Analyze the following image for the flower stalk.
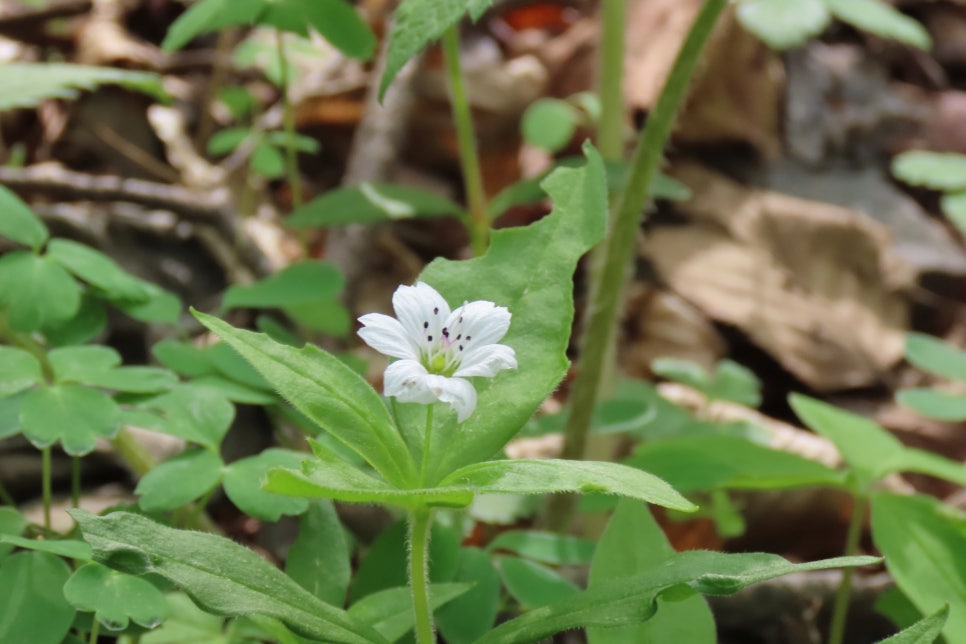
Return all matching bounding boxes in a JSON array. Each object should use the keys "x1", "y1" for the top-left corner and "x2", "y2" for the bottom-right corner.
[
  {"x1": 409, "y1": 509, "x2": 435, "y2": 644},
  {"x1": 828, "y1": 494, "x2": 866, "y2": 644}
]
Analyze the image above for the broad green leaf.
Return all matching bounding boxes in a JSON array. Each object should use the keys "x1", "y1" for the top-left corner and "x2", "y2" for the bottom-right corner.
[
  {"x1": 475, "y1": 552, "x2": 879, "y2": 644},
  {"x1": 626, "y1": 435, "x2": 846, "y2": 492},
  {"x1": 42, "y1": 294, "x2": 107, "y2": 346},
  {"x1": 162, "y1": 0, "x2": 376, "y2": 60},
  {"x1": 0, "y1": 508, "x2": 27, "y2": 559},
  {"x1": 223, "y1": 449, "x2": 309, "y2": 521},
  {"x1": 380, "y1": 0, "x2": 493, "y2": 98},
  {"x1": 789, "y1": 394, "x2": 901, "y2": 488},
  {"x1": 905, "y1": 333, "x2": 966, "y2": 382},
  {"x1": 138, "y1": 592, "x2": 225, "y2": 644},
  {"x1": 0, "y1": 63, "x2": 166, "y2": 111},
  {"x1": 889, "y1": 447, "x2": 966, "y2": 487},
  {"x1": 285, "y1": 500, "x2": 350, "y2": 606},
  {"x1": 251, "y1": 141, "x2": 285, "y2": 179},
  {"x1": 222, "y1": 261, "x2": 344, "y2": 309},
  {"x1": 70, "y1": 510, "x2": 389, "y2": 644},
  {"x1": 825, "y1": 0, "x2": 931, "y2": 49},
  {"x1": 135, "y1": 448, "x2": 224, "y2": 512},
  {"x1": 877, "y1": 588, "x2": 925, "y2": 634},
  {"x1": 115, "y1": 281, "x2": 182, "y2": 323},
  {"x1": 83, "y1": 367, "x2": 179, "y2": 394},
  {"x1": 872, "y1": 493, "x2": 966, "y2": 644},
  {"x1": 141, "y1": 385, "x2": 234, "y2": 450},
  {"x1": 521, "y1": 98, "x2": 578, "y2": 152},
  {"x1": 898, "y1": 388, "x2": 966, "y2": 422},
  {"x1": 736, "y1": 0, "x2": 830, "y2": 49},
  {"x1": 0, "y1": 251, "x2": 81, "y2": 331},
  {"x1": 420, "y1": 144, "x2": 608, "y2": 477},
  {"x1": 20, "y1": 384, "x2": 120, "y2": 455},
  {"x1": 878, "y1": 604, "x2": 948, "y2": 644},
  {"x1": 207, "y1": 127, "x2": 251, "y2": 156},
  {"x1": 892, "y1": 151, "x2": 966, "y2": 191},
  {"x1": 48, "y1": 345, "x2": 121, "y2": 383},
  {"x1": 0, "y1": 535, "x2": 92, "y2": 560},
  {"x1": 347, "y1": 583, "x2": 471, "y2": 642},
  {"x1": 589, "y1": 500, "x2": 715, "y2": 644},
  {"x1": 287, "y1": 183, "x2": 463, "y2": 227},
  {"x1": 941, "y1": 191, "x2": 966, "y2": 234},
  {"x1": 498, "y1": 557, "x2": 578, "y2": 609},
  {"x1": 437, "y1": 459, "x2": 697, "y2": 512},
  {"x1": 193, "y1": 310, "x2": 417, "y2": 486},
  {"x1": 0, "y1": 346, "x2": 43, "y2": 397},
  {"x1": 63, "y1": 562, "x2": 169, "y2": 631},
  {"x1": 265, "y1": 131, "x2": 320, "y2": 153},
  {"x1": 209, "y1": 341, "x2": 272, "y2": 391},
  {"x1": 0, "y1": 551, "x2": 75, "y2": 644},
  {"x1": 708, "y1": 360, "x2": 762, "y2": 407},
  {"x1": 46, "y1": 239, "x2": 151, "y2": 302},
  {"x1": 284, "y1": 298, "x2": 351, "y2": 336},
  {"x1": 151, "y1": 340, "x2": 217, "y2": 378},
  {"x1": 437, "y1": 548, "x2": 500, "y2": 644},
  {"x1": 350, "y1": 519, "x2": 461, "y2": 602},
  {"x1": 651, "y1": 357, "x2": 708, "y2": 391},
  {"x1": 486, "y1": 530, "x2": 595, "y2": 566},
  {"x1": 189, "y1": 375, "x2": 278, "y2": 405},
  {"x1": 0, "y1": 392, "x2": 23, "y2": 440},
  {"x1": 0, "y1": 185, "x2": 47, "y2": 249}
]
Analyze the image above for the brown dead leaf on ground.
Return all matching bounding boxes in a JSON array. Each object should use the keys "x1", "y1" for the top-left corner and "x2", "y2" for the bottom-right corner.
[{"x1": 643, "y1": 163, "x2": 912, "y2": 391}]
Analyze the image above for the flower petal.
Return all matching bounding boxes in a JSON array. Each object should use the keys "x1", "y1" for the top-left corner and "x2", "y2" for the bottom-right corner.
[
  {"x1": 393, "y1": 282, "x2": 450, "y2": 349},
  {"x1": 445, "y1": 300, "x2": 511, "y2": 353},
  {"x1": 424, "y1": 375, "x2": 477, "y2": 422},
  {"x1": 384, "y1": 359, "x2": 437, "y2": 404},
  {"x1": 454, "y1": 343, "x2": 517, "y2": 378},
  {"x1": 358, "y1": 313, "x2": 419, "y2": 360}
]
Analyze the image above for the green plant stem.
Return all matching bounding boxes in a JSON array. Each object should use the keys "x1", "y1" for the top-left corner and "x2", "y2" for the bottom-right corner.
[
  {"x1": 547, "y1": 0, "x2": 726, "y2": 532},
  {"x1": 828, "y1": 495, "x2": 866, "y2": 644},
  {"x1": 597, "y1": 0, "x2": 626, "y2": 163},
  {"x1": 442, "y1": 25, "x2": 489, "y2": 256},
  {"x1": 0, "y1": 479, "x2": 14, "y2": 507},
  {"x1": 88, "y1": 619, "x2": 100, "y2": 644},
  {"x1": 408, "y1": 509, "x2": 435, "y2": 644},
  {"x1": 71, "y1": 456, "x2": 81, "y2": 508},
  {"x1": 419, "y1": 404, "x2": 435, "y2": 486},
  {"x1": 276, "y1": 30, "x2": 303, "y2": 210},
  {"x1": 184, "y1": 484, "x2": 218, "y2": 531},
  {"x1": 41, "y1": 446, "x2": 52, "y2": 530}
]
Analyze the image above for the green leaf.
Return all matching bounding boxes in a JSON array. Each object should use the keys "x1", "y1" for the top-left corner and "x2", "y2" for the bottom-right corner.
[
  {"x1": 223, "y1": 261, "x2": 344, "y2": 309},
  {"x1": 905, "y1": 333, "x2": 966, "y2": 382},
  {"x1": 941, "y1": 191, "x2": 966, "y2": 234},
  {"x1": 437, "y1": 459, "x2": 697, "y2": 512},
  {"x1": 626, "y1": 435, "x2": 846, "y2": 493},
  {"x1": 898, "y1": 388, "x2": 966, "y2": 422},
  {"x1": 498, "y1": 557, "x2": 578, "y2": 609},
  {"x1": 142, "y1": 385, "x2": 234, "y2": 451},
  {"x1": 151, "y1": 340, "x2": 217, "y2": 378},
  {"x1": 589, "y1": 500, "x2": 715, "y2": 644},
  {"x1": 0, "y1": 392, "x2": 23, "y2": 440},
  {"x1": 877, "y1": 587, "x2": 925, "y2": 634},
  {"x1": 189, "y1": 375, "x2": 278, "y2": 405},
  {"x1": 892, "y1": 151, "x2": 966, "y2": 191},
  {"x1": 0, "y1": 251, "x2": 81, "y2": 332},
  {"x1": 878, "y1": 604, "x2": 948, "y2": 644},
  {"x1": 115, "y1": 281, "x2": 182, "y2": 323},
  {"x1": 48, "y1": 345, "x2": 121, "y2": 383},
  {"x1": 475, "y1": 552, "x2": 879, "y2": 644},
  {"x1": 284, "y1": 298, "x2": 351, "y2": 336},
  {"x1": 0, "y1": 346, "x2": 43, "y2": 397},
  {"x1": 207, "y1": 127, "x2": 252, "y2": 156},
  {"x1": 20, "y1": 385, "x2": 120, "y2": 456},
  {"x1": 872, "y1": 493, "x2": 966, "y2": 644},
  {"x1": 0, "y1": 63, "x2": 166, "y2": 111},
  {"x1": 736, "y1": 0, "x2": 830, "y2": 49},
  {"x1": 136, "y1": 592, "x2": 225, "y2": 643},
  {"x1": 486, "y1": 530, "x2": 595, "y2": 565},
  {"x1": 285, "y1": 500, "x2": 351, "y2": 606},
  {"x1": 0, "y1": 508, "x2": 27, "y2": 559},
  {"x1": 83, "y1": 367, "x2": 179, "y2": 394},
  {"x1": 0, "y1": 535, "x2": 92, "y2": 560},
  {"x1": 287, "y1": 183, "x2": 464, "y2": 227},
  {"x1": 0, "y1": 185, "x2": 48, "y2": 249},
  {"x1": 521, "y1": 98, "x2": 579, "y2": 152},
  {"x1": 708, "y1": 360, "x2": 762, "y2": 407},
  {"x1": 46, "y1": 239, "x2": 151, "y2": 302},
  {"x1": 70, "y1": 510, "x2": 389, "y2": 643},
  {"x1": 251, "y1": 141, "x2": 285, "y2": 179},
  {"x1": 135, "y1": 448, "x2": 224, "y2": 512},
  {"x1": 380, "y1": 0, "x2": 493, "y2": 98},
  {"x1": 209, "y1": 342, "x2": 272, "y2": 391},
  {"x1": 0, "y1": 551, "x2": 75, "y2": 644},
  {"x1": 162, "y1": 0, "x2": 376, "y2": 60},
  {"x1": 789, "y1": 394, "x2": 901, "y2": 488},
  {"x1": 193, "y1": 310, "x2": 417, "y2": 486},
  {"x1": 825, "y1": 0, "x2": 931, "y2": 49},
  {"x1": 63, "y1": 562, "x2": 169, "y2": 631},
  {"x1": 420, "y1": 144, "x2": 608, "y2": 477},
  {"x1": 348, "y1": 583, "x2": 471, "y2": 641},
  {"x1": 436, "y1": 548, "x2": 501, "y2": 644},
  {"x1": 223, "y1": 449, "x2": 309, "y2": 521},
  {"x1": 42, "y1": 294, "x2": 107, "y2": 346}
]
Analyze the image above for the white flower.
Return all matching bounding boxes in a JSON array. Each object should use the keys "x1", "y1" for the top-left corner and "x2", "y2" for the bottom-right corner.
[{"x1": 358, "y1": 282, "x2": 517, "y2": 422}]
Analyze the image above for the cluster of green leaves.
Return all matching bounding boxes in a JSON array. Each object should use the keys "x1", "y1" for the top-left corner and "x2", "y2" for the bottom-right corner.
[
  {"x1": 736, "y1": 0, "x2": 931, "y2": 51},
  {"x1": 892, "y1": 151, "x2": 966, "y2": 235}
]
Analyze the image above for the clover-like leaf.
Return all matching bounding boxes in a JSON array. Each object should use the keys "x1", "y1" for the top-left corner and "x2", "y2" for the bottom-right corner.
[
  {"x1": 20, "y1": 384, "x2": 120, "y2": 456},
  {"x1": 63, "y1": 563, "x2": 169, "y2": 631}
]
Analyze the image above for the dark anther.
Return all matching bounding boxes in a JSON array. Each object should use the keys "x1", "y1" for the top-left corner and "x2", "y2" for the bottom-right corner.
[
  {"x1": 427, "y1": 335, "x2": 433, "y2": 341},
  {"x1": 434, "y1": 307, "x2": 439, "y2": 315},
  {"x1": 456, "y1": 334, "x2": 462, "y2": 340},
  {"x1": 466, "y1": 335, "x2": 472, "y2": 341},
  {"x1": 459, "y1": 344, "x2": 464, "y2": 351},
  {"x1": 442, "y1": 328, "x2": 450, "y2": 338},
  {"x1": 423, "y1": 321, "x2": 429, "y2": 329}
]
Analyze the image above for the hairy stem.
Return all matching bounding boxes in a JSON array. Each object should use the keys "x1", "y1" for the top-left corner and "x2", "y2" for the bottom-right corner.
[
  {"x1": 420, "y1": 404, "x2": 435, "y2": 486},
  {"x1": 409, "y1": 509, "x2": 435, "y2": 644},
  {"x1": 276, "y1": 30, "x2": 303, "y2": 210},
  {"x1": 442, "y1": 25, "x2": 489, "y2": 256},
  {"x1": 547, "y1": 0, "x2": 726, "y2": 531},
  {"x1": 828, "y1": 495, "x2": 866, "y2": 644},
  {"x1": 597, "y1": 0, "x2": 627, "y2": 163}
]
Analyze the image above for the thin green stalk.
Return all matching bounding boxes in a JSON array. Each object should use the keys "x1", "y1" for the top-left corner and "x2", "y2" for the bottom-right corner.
[
  {"x1": 828, "y1": 495, "x2": 866, "y2": 644},
  {"x1": 71, "y1": 457, "x2": 81, "y2": 508},
  {"x1": 597, "y1": 0, "x2": 627, "y2": 163},
  {"x1": 88, "y1": 619, "x2": 100, "y2": 644},
  {"x1": 442, "y1": 26, "x2": 489, "y2": 256},
  {"x1": 419, "y1": 404, "x2": 435, "y2": 486},
  {"x1": 0, "y1": 479, "x2": 14, "y2": 506},
  {"x1": 183, "y1": 484, "x2": 218, "y2": 531},
  {"x1": 408, "y1": 509, "x2": 435, "y2": 644},
  {"x1": 547, "y1": 0, "x2": 726, "y2": 531},
  {"x1": 41, "y1": 446, "x2": 52, "y2": 530},
  {"x1": 276, "y1": 30, "x2": 303, "y2": 210}
]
